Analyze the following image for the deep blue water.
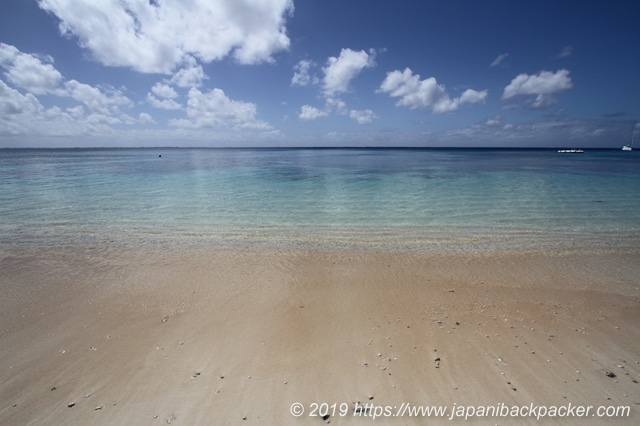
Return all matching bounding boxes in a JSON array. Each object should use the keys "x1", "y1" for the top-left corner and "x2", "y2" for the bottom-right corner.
[{"x1": 1, "y1": 148, "x2": 639, "y2": 249}]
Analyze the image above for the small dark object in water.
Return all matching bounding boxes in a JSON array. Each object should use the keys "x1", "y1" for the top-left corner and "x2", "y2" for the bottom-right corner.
[{"x1": 158, "y1": 155, "x2": 162, "y2": 157}]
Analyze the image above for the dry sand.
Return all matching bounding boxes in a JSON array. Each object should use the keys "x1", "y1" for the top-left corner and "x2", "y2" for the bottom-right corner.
[{"x1": 1, "y1": 245, "x2": 639, "y2": 425}]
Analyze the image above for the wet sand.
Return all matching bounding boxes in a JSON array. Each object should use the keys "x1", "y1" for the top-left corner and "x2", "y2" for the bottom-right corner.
[{"x1": 1, "y1": 245, "x2": 639, "y2": 425}]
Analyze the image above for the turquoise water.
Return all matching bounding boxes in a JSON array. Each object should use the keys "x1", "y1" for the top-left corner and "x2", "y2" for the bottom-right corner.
[{"x1": 1, "y1": 148, "x2": 639, "y2": 250}]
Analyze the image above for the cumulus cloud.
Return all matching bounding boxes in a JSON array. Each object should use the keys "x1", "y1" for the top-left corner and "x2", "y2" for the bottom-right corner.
[
  {"x1": 0, "y1": 43, "x2": 63, "y2": 95},
  {"x1": 147, "y1": 82, "x2": 181, "y2": 110},
  {"x1": 0, "y1": 43, "x2": 133, "y2": 120},
  {"x1": 139, "y1": 112, "x2": 155, "y2": 125},
  {"x1": 378, "y1": 68, "x2": 487, "y2": 113},
  {"x1": 458, "y1": 89, "x2": 489, "y2": 105},
  {"x1": 0, "y1": 79, "x2": 60, "y2": 137},
  {"x1": 322, "y1": 48, "x2": 375, "y2": 96},
  {"x1": 326, "y1": 98, "x2": 377, "y2": 124},
  {"x1": 349, "y1": 109, "x2": 377, "y2": 125},
  {"x1": 292, "y1": 49, "x2": 376, "y2": 94},
  {"x1": 0, "y1": 43, "x2": 139, "y2": 139},
  {"x1": 483, "y1": 115, "x2": 504, "y2": 127},
  {"x1": 298, "y1": 105, "x2": 328, "y2": 121},
  {"x1": 151, "y1": 82, "x2": 178, "y2": 100},
  {"x1": 298, "y1": 99, "x2": 377, "y2": 125},
  {"x1": 0, "y1": 78, "x2": 135, "y2": 139},
  {"x1": 147, "y1": 94, "x2": 181, "y2": 110},
  {"x1": 64, "y1": 80, "x2": 132, "y2": 115},
  {"x1": 0, "y1": 79, "x2": 42, "y2": 119},
  {"x1": 325, "y1": 98, "x2": 347, "y2": 115},
  {"x1": 37, "y1": 0, "x2": 294, "y2": 74},
  {"x1": 293, "y1": 49, "x2": 379, "y2": 124},
  {"x1": 291, "y1": 59, "x2": 315, "y2": 87},
  {"x1": 169, "y1": 56, "x2": 207, "y2": 88},
  {"x1": 502, "y1": 69, "x2": 572, "y2": 108},
  {"x1": 171, "y1": 87, "x2": 270, "y2": 129}
]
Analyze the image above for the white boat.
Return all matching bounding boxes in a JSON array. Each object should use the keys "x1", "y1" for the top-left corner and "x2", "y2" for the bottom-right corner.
[
  {"x1": 557, "y1": 149, "x2": 584, "y2": 153},
  {"x1": 623, "y1": 121, "x2": 636, "y2": 151}
]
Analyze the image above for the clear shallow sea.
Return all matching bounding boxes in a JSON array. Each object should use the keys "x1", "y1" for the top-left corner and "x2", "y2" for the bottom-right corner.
[{"x1": 1, "y1": 148, "x2": 639, "y2": 251}]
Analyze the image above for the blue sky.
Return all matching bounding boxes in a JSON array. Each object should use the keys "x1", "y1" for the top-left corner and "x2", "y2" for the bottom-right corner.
[{"x1": 0, "y1": 0, "x2": 638, "y2": 148}]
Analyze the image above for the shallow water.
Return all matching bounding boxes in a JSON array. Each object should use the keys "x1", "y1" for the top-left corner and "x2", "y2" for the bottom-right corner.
[{"x1": 1, "y1": 148, "x2": 639, "y2": 250}]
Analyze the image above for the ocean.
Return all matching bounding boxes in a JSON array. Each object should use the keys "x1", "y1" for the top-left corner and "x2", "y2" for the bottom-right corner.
[{"x1": 1, "y1": 148, "x2": 639, "y2": 251}]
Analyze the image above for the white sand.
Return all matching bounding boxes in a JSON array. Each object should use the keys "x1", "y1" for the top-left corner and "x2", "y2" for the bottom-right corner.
[{"x1": 1, "y1": 246, "x2": 639, "y2": 425}]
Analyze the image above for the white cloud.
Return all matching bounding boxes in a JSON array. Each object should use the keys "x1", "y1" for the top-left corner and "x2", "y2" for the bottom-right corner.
[
  {"x1": 483, "y1": 115, "x2": 503, "y2": 126},
  {"x1": 298, "y1": 100, "x2": 377, "y2": 125},
  {"x1": 147, "y1": 82, "x2": 181, "y2": 110},
  {"x1": 139, "y1": 112, "x2": 155, "y2": 125},
  {"x1": 459, "y1": 89, "x2": 488, "y2": 104},
  {"x1": 502, "y1": 69, "x2": 572, "y2": 108},
  {"x1": 503, "y1": 69, "x2": 572, "y2": 97},
  {"x1": 291, "y1": 59, "x2": 315, "y2": 87},
  {"x1": 322, "y1": 48, "x2": 375, "y2": 97},
  {"x1": 169, "y1": 56, "x2": 207, "y2": 88},
  {"x1": 378, "y1": 68, "x2": 487, "y2": 113},
  {"x1": 86, "y1": 112, "x2": 124, "y2": 126},
  {"x1": 151, "y1": 82, "x2": 178, "y2": 99},
  {"x1": 147, "y1": 93, "x2": 182, "y2": 110},
  {"x1": 0, "y1": 43, "x2": 63, "y2": 95},
  {"x1": 0, "y1": 44, "x2": 136, "y2": 137},
  {"x1": 66, "y1": 105, "x2": 84, "y2": 119},
  {"x1": 349, "y1": 109, "x2": 377, "y2": 124},
  {"x1": 37, "y1": 0, "x2": 294, "y2": 74},
  {"x1": 325, "y1": 98, "x2": 347, "y2": 115},
  {"x1": 0, "y1": 44, "x2": 17, "y2": 66},
  {"x1": 490, "y1": 53, "x2": 509, "y2": 68},
  {"x1": 0, "y1": 78, "x2": 134, "y2": 138},
  {"x1": 298, "y1": 105, "x2": 328, "y2": 121},
  {"x1": 0, "y1": 82, "x2": 64, "y2": 137},
  {"x1": 0, "y1": 79, "x2": 42, "y2": 119},
  {"x1": 64, "y1": 79, "x2": 133, "y2": 114},
  {"x1": 172, "y1": 87, "x2": 270, "y2": 129},
  {"x1": 293, "y1": 49, "x2": 377, "y2": 123}
]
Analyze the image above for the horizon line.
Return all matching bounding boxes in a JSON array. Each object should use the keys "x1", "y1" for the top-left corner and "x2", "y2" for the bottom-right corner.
[{"x1": 0, "y1": 146, "x2": 624, "y2": 151}]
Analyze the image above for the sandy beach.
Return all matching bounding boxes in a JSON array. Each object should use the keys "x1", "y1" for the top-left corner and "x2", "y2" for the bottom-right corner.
[{"x1": 1, "y1": 244, "x2": 639, "y2": 425}]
